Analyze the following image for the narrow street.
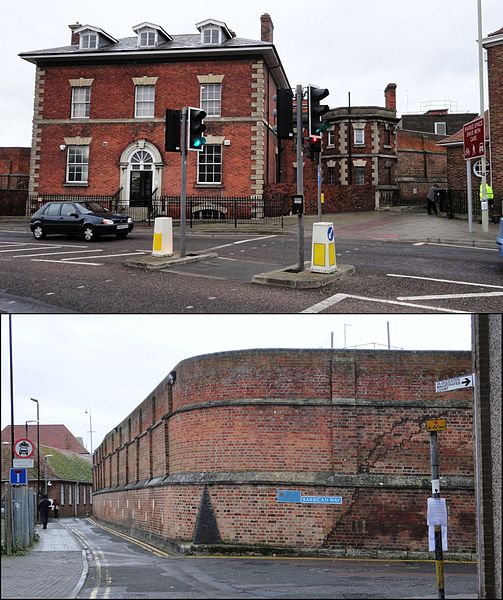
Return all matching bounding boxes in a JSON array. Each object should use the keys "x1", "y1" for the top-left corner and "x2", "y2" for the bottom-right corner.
[{"x1": 54, "y1": 518, "x2": 477, "y2": 599}]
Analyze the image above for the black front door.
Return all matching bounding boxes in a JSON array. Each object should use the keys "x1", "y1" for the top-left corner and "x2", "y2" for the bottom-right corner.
[{"x1": 130, "y1": 171, "x2": 153, "y2": 207}]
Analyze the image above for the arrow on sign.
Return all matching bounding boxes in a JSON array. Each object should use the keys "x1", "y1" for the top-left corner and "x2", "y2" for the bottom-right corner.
[{"x1": 462, "y1": 377, "x2": 472, "y2": 387}]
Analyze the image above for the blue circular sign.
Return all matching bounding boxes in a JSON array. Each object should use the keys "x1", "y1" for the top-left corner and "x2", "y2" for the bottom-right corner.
[{"x1": 327, "y1": 226, "x2": 334, "y2": 242}]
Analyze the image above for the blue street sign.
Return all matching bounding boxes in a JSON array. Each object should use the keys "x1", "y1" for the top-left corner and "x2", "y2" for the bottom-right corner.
[
  {"x1": 327, "y1": 226, "x2": 334, "y2": 242},
  {"x1": 277, "y1": 489, "x2": 302, "y2": 503},
  {"x1": 10, "y1": 467, "x2": 28, "y2": 485},
  {"x1": 277, "y1": 490, "x2": 342, "y2": 504}
]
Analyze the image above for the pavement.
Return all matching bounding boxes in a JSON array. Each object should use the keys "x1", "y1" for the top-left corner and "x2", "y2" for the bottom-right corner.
[
  {"x1": 1, "y1": 520, "x2": 86, "y2": 599},
  {"x1": 0, "y1": 518, "x2": 478, "y2": 599}
]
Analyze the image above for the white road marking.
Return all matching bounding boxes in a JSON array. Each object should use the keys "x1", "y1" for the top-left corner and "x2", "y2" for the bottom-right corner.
[
  {"x1": 0, "y1": 241, "x2": 88, "y2": 248},
  {"x1": 413, "y1": 242, "x2": 426, "y2": 246},
  {"x1": 206, "y1": 234, "x2": 278, "y2": 251},
  {"x1": 0, "y1": 246, "x2": 61, "y2": 253},
  {"x1": 32, "y1": 259, "x2": 103, "y2": 266},
  {"x1": 424, "y1": 242, "x2": 497, "y2": 251},
  {"x1": 64, "y1": 250, "x2": 147, "y2": 261},
  {"x1": 13, "y1": 249, "x2": 104, "y2": 258},
  {"x1": 302, "y1": 293, "x2": 468, "y2": 314},
  {"x1": 387, "y1": 273, "x2": 503, "y2": 289},
  {"x1": 161, "y1": 269, "x2": 226, "y2": 280},
  {"x1": 397, "y1": 291, "x2": 503, "y2": 301},
  {"x1": 301, "y1": 293, "x2": 349, "y2": 313}
]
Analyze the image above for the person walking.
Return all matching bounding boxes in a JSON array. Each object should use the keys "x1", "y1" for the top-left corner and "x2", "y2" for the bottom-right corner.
[
  {"x1": 426, "y1": 184, "x2": 439, "y2": 215},
  {"x1": 38, "y1": 494, "x2": 51, "y2": 529}
]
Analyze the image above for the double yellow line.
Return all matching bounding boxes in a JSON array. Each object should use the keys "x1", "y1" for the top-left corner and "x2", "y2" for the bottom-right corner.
[{"x1": 87, "y1": 518, "x2": 174, "y2": 558}]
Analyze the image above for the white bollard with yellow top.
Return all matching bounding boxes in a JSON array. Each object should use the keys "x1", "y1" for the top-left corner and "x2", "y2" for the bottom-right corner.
[
  {"x1": 310, "y1": 222, "x2": 337, "y2": 273},
  {"x1": 152, "y1": 217, "x2": 173, "y2": 257}
]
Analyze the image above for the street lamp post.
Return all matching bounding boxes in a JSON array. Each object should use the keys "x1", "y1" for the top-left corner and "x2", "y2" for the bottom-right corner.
[
  {"x1": 43, "y1": 454, "x2": 53, "y2": 496},
  {"x1": 85, "y1": 407, "x2": 94, "y2": 455},
  {"x1": 30, "y1": 398, "x2": 41, "y2": 501}
]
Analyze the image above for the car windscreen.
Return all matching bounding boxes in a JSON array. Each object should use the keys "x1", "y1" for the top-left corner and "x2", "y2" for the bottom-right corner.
[{"x1": 76, "y1": 202, "x2": 110, "y2": 213}]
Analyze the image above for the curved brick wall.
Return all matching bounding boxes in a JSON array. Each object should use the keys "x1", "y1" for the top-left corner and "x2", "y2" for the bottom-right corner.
[{"x1": 92, "y1": 349, "x2": 475, "y2": 557}]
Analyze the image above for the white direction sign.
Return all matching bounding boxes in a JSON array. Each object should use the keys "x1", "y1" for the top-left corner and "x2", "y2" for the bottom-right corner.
[{"x1": 435, "y1": 374, "x2": 474, "y2": 393}]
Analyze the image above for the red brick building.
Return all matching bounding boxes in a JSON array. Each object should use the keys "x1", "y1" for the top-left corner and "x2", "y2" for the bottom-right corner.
[
  {"x1": 92, "y1": 349, "x2": 475, "y2": 558},
  {"x1": 19, "y1": 15, "x2": 289, "y2": 206}
]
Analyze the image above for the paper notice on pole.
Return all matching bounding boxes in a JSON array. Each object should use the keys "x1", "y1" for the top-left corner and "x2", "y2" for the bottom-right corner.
[
  {"x1": 427, "y1": 497, "x2": 448, "y2": 526},
  {"x1": 428, "y1": 525, "x2": 448, "y2": 551}
]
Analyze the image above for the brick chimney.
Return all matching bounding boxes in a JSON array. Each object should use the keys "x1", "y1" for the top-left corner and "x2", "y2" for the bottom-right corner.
[
  {"x1": 384, "y1": 83, "x2": 397, "y2": 111},
  {"x1": 69, "y1": 22, "x2": 81, "y2": 46},
  {"x1": 260, "y1": 13, "x2": 274, "y2": 43}
]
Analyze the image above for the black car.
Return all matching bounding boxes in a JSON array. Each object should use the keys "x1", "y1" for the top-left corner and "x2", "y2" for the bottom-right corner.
[{"x1": 30, "y1": 201, "x2": 134, "y2": 241}]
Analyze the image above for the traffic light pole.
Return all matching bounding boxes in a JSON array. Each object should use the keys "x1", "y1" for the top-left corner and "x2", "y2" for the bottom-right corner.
[
  {"x1": 296, "y1": 84, "x2": 304, "y2": 272},
  {"x1": 317, "y1": 150, "x2": 322, "y2": 221},
  {"x1": 180, "y1": 107, "x2": 188, "y2": 258}
]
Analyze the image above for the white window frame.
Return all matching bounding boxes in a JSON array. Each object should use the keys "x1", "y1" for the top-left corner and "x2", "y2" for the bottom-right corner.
[
  {"x1": 354, "y1": 128, "x2": 365, "y2": 145},
  {"x1": 202, "y1": 26, "x2": 220, "y2": 45},
  {"x1": 80, "y1": 33, "x2": 98, "y2": 49},
  {"x1": 71, "y1": 87, "x2": 91, "y2": 119},
  {"x1": 327, "y1": 130, "x2": 335, "y2": 147},
  {"x1": 201, "y1": 83, "x2": 222, "y2": 117},
  {"x1": 135, "y1": 85, "x2": 155, "y2": 118},
  {"x1": 66, "y1": 146, "x2": 89, "y2": 184},
  {"x1": 60, "y1": 484, "x2": 65, "y2": 506},
  {"x1": 76, "y1": 484, "x2": 80, "y2": 506},
  {"x1": 473, "y1": 158, "x2": 490, "y2": 178},
  {"x1": 68, "y1": 484, "x2": 73, "y2": 505},
  {"x1": 138, "y1": 29, "x2": 157, "y2": 48},
  {"x1": 197, "y1": 144, "x2": 222, "y2": 184},
  {"x1": 434, "y1": 121, "x2": 447, "y2": 135},
  {"x1": 354, "y1": 166, "x2": 366, "y2": 185}
]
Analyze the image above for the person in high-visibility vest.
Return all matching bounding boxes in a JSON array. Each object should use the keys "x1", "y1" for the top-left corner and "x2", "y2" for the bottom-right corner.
[{"x1": 479, "y1": 183, "x2": 494, "y2": 201}]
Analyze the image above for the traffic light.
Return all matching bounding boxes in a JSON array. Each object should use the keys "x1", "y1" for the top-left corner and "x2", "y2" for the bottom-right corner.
[
  {"x1": 273, "y1": 88, "x2": 293, "y2": 139},
  {"x1": 308, "y1": 135, "x2": 321, "y2": 161},
  {"x1": 187, "y1": 107, "x2": 207, "y2": 151},
  {"x1": 165, "y1": 109, "x2": 181, "y2": 152},
  {"x1": 308, "y1": 85, "x2": 329, "y2": 138}
]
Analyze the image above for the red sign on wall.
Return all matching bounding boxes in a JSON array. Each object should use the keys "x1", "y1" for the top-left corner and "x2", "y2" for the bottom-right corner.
[{"x1": 463, "y1": 117, "x2": 485, "y2": 160}]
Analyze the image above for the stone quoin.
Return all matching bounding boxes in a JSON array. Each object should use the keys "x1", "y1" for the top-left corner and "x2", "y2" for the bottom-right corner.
[{"x1": 92, "y1": 349, "x2": 475, "y2": 558}]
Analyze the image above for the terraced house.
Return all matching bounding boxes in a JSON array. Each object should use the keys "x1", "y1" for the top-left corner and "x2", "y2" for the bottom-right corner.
[{"x1": 19, "y1": 14, "x2": 290, "y2": 212}]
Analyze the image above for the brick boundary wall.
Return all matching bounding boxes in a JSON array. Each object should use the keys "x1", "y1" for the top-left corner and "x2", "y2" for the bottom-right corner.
[{"x1": 92, "y1": 349, "x2": 475, "y2": 559}]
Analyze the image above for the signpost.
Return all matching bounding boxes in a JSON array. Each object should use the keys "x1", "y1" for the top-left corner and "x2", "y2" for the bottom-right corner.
[
  {"x1": 14, "y1": 438, "x2": 35, "y2": 459},
  {"x1": 435, "y1": 374, "x2": 474, "y2": 394},
  {"x1": 9, "y1": 468, "x2": 28, "y2": 486},
  {"x1": 463, "y1": 117, "x2": 485, "y2": 160}
]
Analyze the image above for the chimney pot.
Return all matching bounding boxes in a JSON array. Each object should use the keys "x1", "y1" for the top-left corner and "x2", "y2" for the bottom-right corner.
[{"x1": 260, "y1": 13, "x2": 274, "y2": 43}]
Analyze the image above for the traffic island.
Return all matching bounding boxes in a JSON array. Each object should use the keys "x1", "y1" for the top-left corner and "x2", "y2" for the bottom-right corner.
[
  {"x1": 125, "y1": 252, "x2": 218, "y2": 271},
  {"x1": 251, "y1": 262, "x2": 355, "y2": 289}
]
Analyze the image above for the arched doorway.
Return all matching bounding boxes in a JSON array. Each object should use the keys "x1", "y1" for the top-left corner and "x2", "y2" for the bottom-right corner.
[{"x1": 119, "y1": 141, "x2": 163, "y2": 206}]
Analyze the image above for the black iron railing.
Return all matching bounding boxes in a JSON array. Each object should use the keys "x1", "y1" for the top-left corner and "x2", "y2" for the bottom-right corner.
[{"x1": 0, "y1": 191, "x2": 290, "y2": 227}]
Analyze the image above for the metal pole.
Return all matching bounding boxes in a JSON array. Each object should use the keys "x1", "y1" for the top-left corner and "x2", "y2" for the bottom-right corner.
[
  {"x1": 330, "y1": 331, "x2": 334, "y2": 349},
  {"x1": 477, "y1": 0, "x2": 488, "y2": 233},
  {"x1": 296, "y1": 84, "x2": 304, "y2": 271},
  {"x1": 430, "y1": 431, "x2": 445, "y2": 599},
  {"x1": 180, "y1": 107, "x2": 188, "y2": 257},
  {"x1": 387, "y1": 321, "x2": 391, "y2": 350},
  {"x1": 44, "y1": 458, "x2": 47, "y2": 495},
  {"x1": 466, "y1": 159, "x2": 473, "y2": 233},
  {"x1": 9, "y1": 315, "x2": 14, "y2": 468},
  {"x1": 347, "y1": 92, "x2": 352, "y2": 185},
  {"x1": 317, "y1": 150, "x2": 322, "y2": 221}
]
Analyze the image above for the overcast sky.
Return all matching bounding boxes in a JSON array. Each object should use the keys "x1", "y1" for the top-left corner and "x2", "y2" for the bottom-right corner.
[
  {"x1": 0, "y1": 0, "x2": 501, "y2": 147},
  {"x1": 1, "y1": 314, "x2": 472, "y2": 452}
]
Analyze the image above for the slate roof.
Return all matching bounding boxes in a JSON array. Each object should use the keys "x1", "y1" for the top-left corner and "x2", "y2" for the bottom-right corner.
[
  {"x1": 2, "y1": 424, "x2": 89, "y2": 455},
  {"x1": 20, "y1": 34, "x2": 272, "y2": 58},
  {"x1": 437, "y1": 111, "x2": 490, "y2": 147}
]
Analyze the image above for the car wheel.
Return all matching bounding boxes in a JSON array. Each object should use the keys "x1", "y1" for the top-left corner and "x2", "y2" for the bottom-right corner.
[
  {"x1": 32, "y1": 224, "x2": 46, "y2": 240},
  {"x1": 116, "y1": 232, "x2": 129, "y2": 239},
  {"x1": 82, "y1": 225, "x2": 96, "y2": 242}
]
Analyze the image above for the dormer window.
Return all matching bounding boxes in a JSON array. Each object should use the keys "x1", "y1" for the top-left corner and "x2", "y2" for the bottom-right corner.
[
  {"x1": 196, "y1": 19, "x2": 235, "y2": 46},
  {"x1": 133, "y1": 22, "x2": 173, "y2": 48},
  {"x1": 75, "y1": 25, "x2": 118, "y2": 50},
  {"x1": 80, "y1": 33, "x2": 98, "y2": 49},
  {"x1": 202, "y1": 26, "x2": 220, "y2": 45},
  {"x1": 139, "y1": 29, "x2": 156, "y2": 47}
]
